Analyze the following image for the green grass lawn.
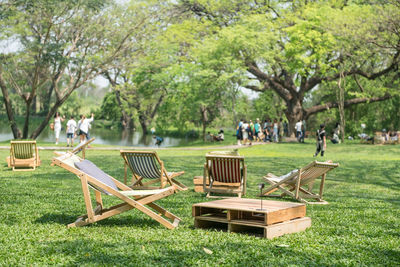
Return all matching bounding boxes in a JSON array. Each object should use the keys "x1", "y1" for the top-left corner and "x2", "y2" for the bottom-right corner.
[{"x1": 0, "y1": 142, "x2": 399, "y2": 266}]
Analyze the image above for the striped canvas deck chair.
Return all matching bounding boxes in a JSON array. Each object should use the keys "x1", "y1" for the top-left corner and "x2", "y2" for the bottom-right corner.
[
  {"x1": 53, "y1": 138, "x2": 95, "y2": 159},
  {"x1": 261, "y1": 161, "x2": 339, "y2": 204},
  {"x1": 52, "y1": 152, "x2": 181, "y2": 229},
  {"x1": 7, "y1": 140, "x2": 41, "y2": 171},
  {"x1": 120, "y1": 150, "x2": 188, "y2": 191},
  {"x1": 203, "y1": 155, "x2": 247, "y2": 198}
]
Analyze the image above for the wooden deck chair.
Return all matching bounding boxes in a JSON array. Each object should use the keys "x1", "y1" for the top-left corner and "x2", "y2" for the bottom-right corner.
[
  {"x1": 203, "y1": 155, "x2": 247, "y2": 198},
  {"x1": 52, "y1": 153, "x2": 181, "y2": 229},
  {"x1": 120, "y1": 150, "x2": 188, "y2": 191},
  {"x1": 261, "y1": 161, "x2": 339, "y2": 204},
  {"x1": 7, "y1": 140, "x2": 41, "y2": 171},
  {"x1": 53, "y1": 138, "x2": 95, "y2": 159}
]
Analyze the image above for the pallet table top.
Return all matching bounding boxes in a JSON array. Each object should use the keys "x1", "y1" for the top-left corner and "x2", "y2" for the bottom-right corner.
[{"x1": 192, "y1": 198, "x2": 305, "y2": 214}]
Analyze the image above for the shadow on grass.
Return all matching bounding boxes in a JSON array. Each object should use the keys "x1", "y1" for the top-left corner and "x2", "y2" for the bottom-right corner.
[{"x1": 35, "y1": 212, "x2": 161, "y2": 228}]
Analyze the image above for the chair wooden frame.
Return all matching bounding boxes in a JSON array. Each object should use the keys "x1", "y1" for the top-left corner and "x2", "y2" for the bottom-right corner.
[
  {"x1": 52, "y1": 153, "x2": 181, "y2": 229},
  {"x1": 261, "y1": 161, "x2": 339, "y2": 204},
  {"x1": 203, "y1": 155, "x2": 247, "y2": 198},
  {"x1": 120, "y1": 150, "x2": 188, "y2": 191},
  {"x1": 7, "y1": 140, "x2": 41, "y2": 171},
  {"x1": 53, "y1": 137, "x2": 95, "y2": 159}
]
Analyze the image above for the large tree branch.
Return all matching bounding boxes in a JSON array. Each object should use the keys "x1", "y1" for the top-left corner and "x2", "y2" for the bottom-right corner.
[
  {"x1": 302, "y1": 49, "x2": 400, "y2": 93},
  {"x1": 246, "y1": 62, "x2": 292, "y2": 101},
  {"x1": 304, "y1": 94, "x2": 392, "y2": 119}
]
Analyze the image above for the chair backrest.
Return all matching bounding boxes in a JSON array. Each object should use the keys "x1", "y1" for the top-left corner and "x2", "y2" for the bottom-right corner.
[
  {"x1": 298, "y1": 161, "x2": 339, "y2": 185},
  {"x1": 11, "y1": 141, "x2": 36, "y2": 159},
  {"x1": 206, "y1": 155, "x2": 244, "y2": 183},
  {"x1": 53, "y1": 153, "x2": 117, "y2": 195},
  {"x1": 74, "y1": 159, "x2": 118, "y2": 195},
  {"x1": 121, "y1": 151, "x2": 162, "y2": 179}
]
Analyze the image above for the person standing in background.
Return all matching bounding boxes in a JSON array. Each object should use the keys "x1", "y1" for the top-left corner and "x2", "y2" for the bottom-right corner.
[
  {"x1": 66, "y1": 116, "x2": 77, "y2": 147},
  {"x1": 236, "y1": 119, "x2": 243, "y2": 145},
  {"x1": 53, "y1": 112, "x2": 65, "y2": 145},
  {"x1": 295, "y1": 120, "x2": 302, "y2": 142},
  {"x1": 301, "y1": 119, "x2": 306, "y2": 143},
  {"x1": 314, "y1": 124, "x2": 326, "y2": 157},
  {"x1": 242, "y1": 120, "x2": 249, "y2": 145},
  {"x1": 248, "y1": 120, "x2": 254, "y2": 144},
  {"x1": 254, "y1": 119, "x2": 261, "y2": 142},
  {"x1": 79, "y1": 113, "x2": 94, "y2": 143},
  {"x1": 273, "y1": 118, "x2": 279, "y2": 142},
  {"x1": 283, "y1": 120, "x2": 288, "y2": 137}
]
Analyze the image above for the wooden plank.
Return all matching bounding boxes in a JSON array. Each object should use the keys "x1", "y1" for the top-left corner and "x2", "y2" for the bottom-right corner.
[
  {"x1": 264, "y1": 217, "x2": 311, "y2": 239},
  {"x1": 194, "y1": 216, "x2": 228, "y2": 223},
  {"x1": 193, "y1": 198, "x2": 305, "y2": 214},
  {"x1": 265, "y1": 205, "x2": 306, "y2": 225}
]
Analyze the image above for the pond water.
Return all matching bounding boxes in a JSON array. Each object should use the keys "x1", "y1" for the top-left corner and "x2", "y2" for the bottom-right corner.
[{"x1": 0, "y1": 126, "x2": 194, "y2": 147}]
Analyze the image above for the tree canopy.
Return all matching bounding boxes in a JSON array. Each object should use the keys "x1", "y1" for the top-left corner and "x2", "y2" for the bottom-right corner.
[{"x1": 1, "y1": 0, "x2": 399, "y2": 139}]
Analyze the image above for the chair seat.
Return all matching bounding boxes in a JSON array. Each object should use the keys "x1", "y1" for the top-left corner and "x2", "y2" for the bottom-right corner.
[
  {"x1": 120, "y1": 187, "x2": 172, "y2": 196},
  {"x1": 267, "y1": 170, "x2": 299, "y2": 183}
]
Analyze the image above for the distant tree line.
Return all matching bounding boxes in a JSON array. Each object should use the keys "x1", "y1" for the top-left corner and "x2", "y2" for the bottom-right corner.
[{"x1": 1, "y1": 0, "x2": 399, "y2": 140}]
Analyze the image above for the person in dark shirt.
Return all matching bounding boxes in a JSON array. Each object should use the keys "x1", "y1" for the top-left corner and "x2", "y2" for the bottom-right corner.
[
  {"x1": 153, "y1": 135, "x2": 164, "y2": 146},
  {"x1": 314, "y1": 124, "x2": 326, "y2": 157}
]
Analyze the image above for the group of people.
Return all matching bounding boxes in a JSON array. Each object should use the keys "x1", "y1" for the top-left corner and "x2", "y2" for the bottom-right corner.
[
  {"x1": 236, "y1": 118, "x2": 288, "y2": 145},
  {"x1": 206, "y1": 130, "x2": 225, "y2": 142},
  {"x1": 52, "y1": 112, "x2": 94, "y2": 146}
]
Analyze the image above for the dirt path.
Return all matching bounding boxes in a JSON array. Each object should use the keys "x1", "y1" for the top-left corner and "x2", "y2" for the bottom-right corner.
[{"x1": 0, "y1": 142, "x2": 267, "y2": 151}]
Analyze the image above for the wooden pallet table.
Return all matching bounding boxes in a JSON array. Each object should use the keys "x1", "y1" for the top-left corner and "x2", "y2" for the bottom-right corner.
[{"x1": 192, "y1": 198, "x2": 311, "y2": 239}]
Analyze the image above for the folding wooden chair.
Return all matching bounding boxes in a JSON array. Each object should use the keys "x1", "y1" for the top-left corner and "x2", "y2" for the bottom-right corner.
[
  {"x1": 52, "y1": 153, "x2": 181, "y2": 229},
  {"x1": 120, "y1": 150, "x2": 188, "y2": 191},
  {"x1": 261, "y1": 161, "x2": 339, "y2": 204},
  {"x1": 53, "y1": 137, "x2": 95, "y2": 159},
  {"x1": 203, "y1": 155, "x2": 247, "y2": 198},
  {"x1": 7, "y1": 140, "x2": 41, "y2": 171}
]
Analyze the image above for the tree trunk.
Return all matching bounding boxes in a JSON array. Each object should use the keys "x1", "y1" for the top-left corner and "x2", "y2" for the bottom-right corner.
[
  {"x1": 0, "y1": 80, "x2": 22, "y2": 139},
  {"x1": 29, "y1": 88, "x2": 75, "y2": 139},
  {"x1": 284, "y1": 98, "x2": 304, "y2": 137},
  {"x1": 115, "y1": 89, "x2": 134, "y2": 130},
  {"x1": 22, "y1": 101, "x2": 32, "y2": 139},
  {"x1": 139, "y1": 114, "x2": 149, "y2": 135},
  {"x1": 337, "y1": 72, "x2": 346, "y2": 143},
  {"x1": 200, "y1": 105, "x2": 208, "y2": 141},
  {"x1": 42, "y1": 84, "x2": 54, "y2": 115}
]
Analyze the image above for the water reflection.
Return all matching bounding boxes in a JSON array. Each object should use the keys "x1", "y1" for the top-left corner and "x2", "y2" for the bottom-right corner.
[{"x1": 0, "y1": 127, "x2": 189, "y2": 147}]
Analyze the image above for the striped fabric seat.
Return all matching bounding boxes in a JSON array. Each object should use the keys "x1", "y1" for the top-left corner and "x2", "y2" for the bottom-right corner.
[
  {"x1": 209, "y1": 157, "x2": 242, "y2": 183},
  {"x1": 8, "y1": 140, "x2": 41, "y2": 171},
  {"x1": 120, "y1": 150, "x2": 187, "y2": 191},
  {"x1": 204, "y1": 155, "x2": 247, "y2": 198},
  {"x1": 124, "y1": 152, "x2": 161, "y2": 179},
  {"x1": 12, "y1": 142, "x2": 34, "y2": 159}
]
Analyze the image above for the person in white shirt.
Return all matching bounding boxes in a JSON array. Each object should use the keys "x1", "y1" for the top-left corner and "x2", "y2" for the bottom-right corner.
[
  {"x1": 79, "y1": 113, "x2": 94, "y2": 143},
  {"x1": 295, "y1": 120, "x2": 302, "y2": 142},
  {"x1": 53, "y1": 112, "x2": 65, "y2": 145},
  {"x1": 66, "y1": 116, "x2": 77, "y2": 147}
]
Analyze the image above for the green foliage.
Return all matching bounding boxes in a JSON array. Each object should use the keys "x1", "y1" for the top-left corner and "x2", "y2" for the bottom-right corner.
[
  {"x1": 58, "y1": 91, "x2": 83, "y2": 118},
  {"x1": 98, "y1": 92, "x2": 122, "y2": 122}
]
